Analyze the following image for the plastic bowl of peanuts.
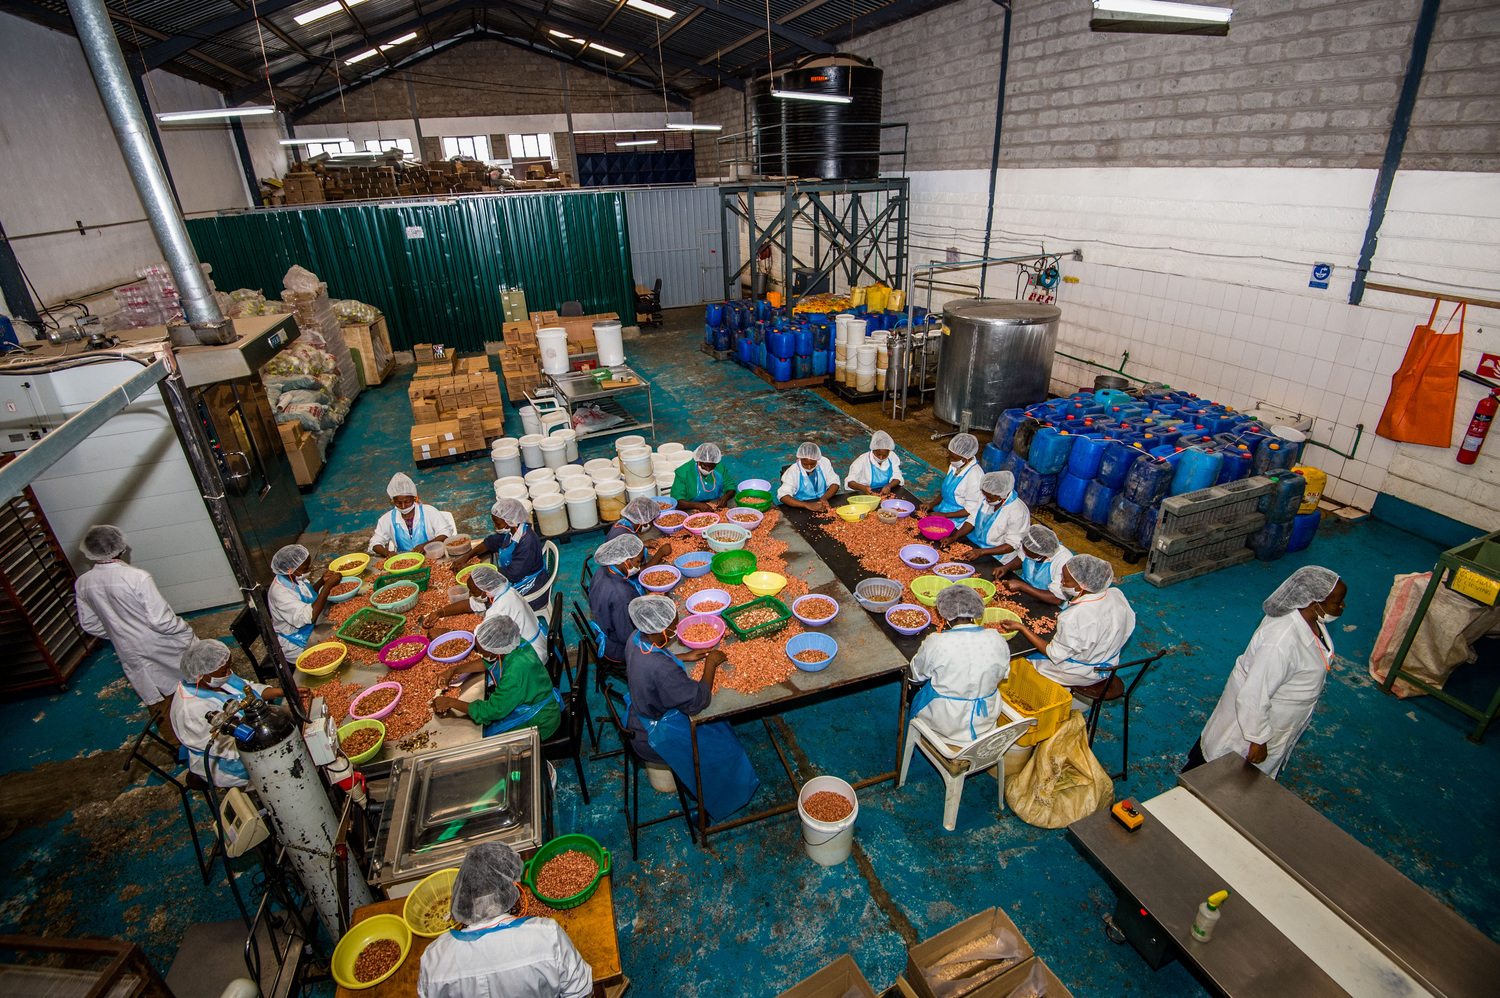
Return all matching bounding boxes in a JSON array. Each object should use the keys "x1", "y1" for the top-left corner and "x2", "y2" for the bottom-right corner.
[
  {"x1": 378, "y1": 635, "x2": 431, "y2": 670},
  {"x1": 350, "y1": 681, "x2": 403, "y2": 721},
  {"x1": 933, "y1": 561, "x2": 976, "y2": 579},
  {"x1": 724, "y1": 506, "x2": 765, "y2": 530},
  {"x1": 427, "y1": 631, "x2": 476, "y2": 664},
  {"x1": 296, "y1": 640, "x2": 349, "y2": 677},
  {"x1": 330, "y1": 553, "x2": 370, "y2": 577},
  {"x1": 900, "y1": 543, "x2": 941, "y2": 569},
  {"x1": 792, "y1": 594, "x2": 841, "y2": 627},
  {"x1": 885, "y1": 603, "x2": 933, "y2": 636},
  {"x1": 682, "y1": 512, "x2": 723, "y2": 536},
  {"x1": 685, "y1": 588, "x2": 732, "y2": 616},
  {"x1": 654, "y1": 510, "x2": 690, "y2": 535},
  {"x1": 328, "y1": 578, "x2": 366, "y2": 604},
  {"x1": 786, "y1": 632, "x2": 838, "y2": 672},
  {"x1": 331, "y1": 913, "x2": 410, "y2": 990},
  {"x1": 835, "y1": 504, "x2": 868, "y2": 522},
  {"x1": 917, "y1": 516, "x2": 957, "y2": 541},
  {"x1": 650, "y1": 496, "x2": 678, "y2": 511},
  {"x1": 674, "y1": 551, "x2": 714, "y2": 578},
  {"x1": 675, "y1": 613, "x2": 726, "y2": 650},
  {"x1": 639, "y1": 565, "x2": 683, "y2": 593},
  {"x1": 880, "y1": 499, "x2": 916, "y2": 518}
]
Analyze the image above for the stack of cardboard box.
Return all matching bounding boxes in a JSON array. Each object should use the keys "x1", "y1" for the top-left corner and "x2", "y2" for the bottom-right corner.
[
  {"x1": 280, "y1": 171, "x2": 326, "y2": 205},
  {"x1": 498, "y1": 321, "x2": 543, "y2": 398},
  {"x1": 528, "y1": 309, "x2": 621, "y2": 356},
  {"x1": 277, "y1": 419, "x2": 322, "y2": 486},
  {"x1": 406, "y1": 348, "x2": 508, "y2": 461}
]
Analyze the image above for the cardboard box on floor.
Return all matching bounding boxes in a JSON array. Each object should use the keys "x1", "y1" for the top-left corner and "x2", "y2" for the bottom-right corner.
[
  {"x1": 906, "y1": 908, "x2": 1035, "y2": 998},
  {"x1": 981, "y1": 957, "x2": 1073, "y2": 998},
  {"x1": 775, "y1": 954, "x2": 877, "y2": 998},
  {"x1": 285, "y1": 431, "x2": 321, "y2": 486},
  {"x1": 276, "y1": 419, "x2": 305, "y2": 449}
]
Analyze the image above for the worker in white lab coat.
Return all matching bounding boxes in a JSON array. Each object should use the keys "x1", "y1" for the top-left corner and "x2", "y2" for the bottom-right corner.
[
  {"x1": 845, "y1": 431, "x2": 904, "y2": 497},
  {"x1": 266, "y1": 544, "x2": 339, "y2": 662},
  {"x1": 1012, "y1": 555, "x2": 1136, "y2": 690},
  {"x1": 74, "y1": 525, "x2": 195, "y2": 746},
  {"x1": 418, "y1": 841, "x2": 592, "y2": 998},
  {"x1": 369, "y1": 472, "x2": 457, "y2": 557},
  {"x1": 908, "y1": 585, "x2": 1012, "y2": 742},
  {"x1": 170, "y1": 638, "x2": 282, "y2": 788},
  {"x1": 777, "y1": 442, "x2": 841, "y2": 511},
  {"x1": 918, "y1": 433, "x2": 984, "y2": 519},
  {"x1": 996, "y1": 524, "x2": 1072, "y2": 606},
  {"x1": 939, "y1": 471, "x2": 1030, "y2": 565},
  {"x1": 1187, "y1": 567, "x2": 1347, "y2": 779}
]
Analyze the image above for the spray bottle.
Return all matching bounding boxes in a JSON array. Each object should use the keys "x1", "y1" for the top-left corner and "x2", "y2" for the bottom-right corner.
[{"x1": 1191, "y1": 890, "x2": 1232, "y2": 942}]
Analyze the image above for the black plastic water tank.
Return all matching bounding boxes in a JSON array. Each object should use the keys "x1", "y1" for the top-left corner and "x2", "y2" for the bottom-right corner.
[{"x1": 750, "y1": 54, "x2": 884, "y2": 180}]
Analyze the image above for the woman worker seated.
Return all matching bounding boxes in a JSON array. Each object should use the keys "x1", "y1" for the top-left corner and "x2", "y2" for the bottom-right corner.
[
  {"x1": 453, "y1": 499, "x2": 548, "y2": 609},
  {"x1": 420, "y1": 565, "x2": 547, "y2": 662},
  {"x1": 417, "y1": 841, "x2": 592, "y2": 998},
  {"x1": 908, "y1": 586, "x2": 1011, "y2": 743},
  {"x1": 369, "y1": 473, "x2": 456, "y2": 557},
  {"x1": 624, "y1": 594, "x2": 759, "y2": 820},
  {"x1": 670, "y1": 443, "x2": 738, "y2": 512},
  {"x1": 1185, "y1": 566, "x2": 1347, "y2": 780},
  {"x1": 601, "y1": 498, "x2": 672, "y2": 568},
  {"x1": 588, "y1": 534, "x2": 647, "y2": 672},
  {"x1": 432, "y1": 615, "x2": 561, "y2": 739},
  {"x1": 995, "y1": 524, "x2": 1072, "y2": 606},
  {"x1": 777, "y1": 442, "x2": 841, "y2": 511},
  {"x1": 918, "y1": 432, "x2": 984, "y2": 519},
  {"x1": 938, "y1": 471, "x2": 1028, "y2": 565},
  {"x1": 171, "y1": 638, "x2": 282, "y2": 788},
  {"x1": 267, "y1": 544, "x2": 339, "y2": 663},
  {"x1": 845, "y1": 431, "x2": 904, "y2": 497},
  {"x1": 1011, "y1": 554, "x2": 1136, "y2": 692}
]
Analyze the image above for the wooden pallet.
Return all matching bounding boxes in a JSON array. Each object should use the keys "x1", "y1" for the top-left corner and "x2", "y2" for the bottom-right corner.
[
  {"x1": 342, "y1": 316, "x2": 395, "y2": 385},
  {"x1": 415, "y1": 447, "x2": 490, "y2": 470},
  {"x1": 751, "y1": 366, "x2": 828, "y2": 391},
  {"x1": 699, "y1": 342, "x2": 733, "y2": 361},
  {"x1": 1041, "y1": 502, "x2": 1149, "y2": 564},
  {"x1": 828, "y1": 379, "x2": 883, "y2": 404}
]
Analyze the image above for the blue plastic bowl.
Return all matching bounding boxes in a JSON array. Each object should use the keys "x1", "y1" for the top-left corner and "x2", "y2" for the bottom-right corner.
[
  {"x1": 674, "y1": 551, "x2": 715, "y2": 578},
  {"x1": 651, "y1": 496, "x2": 678, "y2": 511},
  {"x1": 786, "y1": 632, "x2": 838, "y2": 672}
]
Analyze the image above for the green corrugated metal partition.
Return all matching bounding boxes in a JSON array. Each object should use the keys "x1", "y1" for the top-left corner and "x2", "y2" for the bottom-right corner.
[{"x1": 186, "y1": 191, "x2": 637, "y2": 352}]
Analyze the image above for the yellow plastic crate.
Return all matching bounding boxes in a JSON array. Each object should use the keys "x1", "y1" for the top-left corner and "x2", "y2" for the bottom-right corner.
[{"x1": 1000, "y1": 655, "x2": 1072, "y2": 747}]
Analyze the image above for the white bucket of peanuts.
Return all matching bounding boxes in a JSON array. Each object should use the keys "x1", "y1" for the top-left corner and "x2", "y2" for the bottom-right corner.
[{"x1": 797, "y1": 775, "x2": 859, "y2": 867}]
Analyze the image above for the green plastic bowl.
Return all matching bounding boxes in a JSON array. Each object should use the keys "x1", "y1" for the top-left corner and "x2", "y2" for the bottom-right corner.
[
  {"x1": 733, "y1": 489, "x2": 774, "y2": 511},
  {"x1": 338, "y1": 718, "x2": 386, "y2": 765},
  {"x1": 711, "y1": 549, "x2": 758, "y2": 585},
  {"x1": 524, "y1": 833, "x2": 612, "y2": 909}
]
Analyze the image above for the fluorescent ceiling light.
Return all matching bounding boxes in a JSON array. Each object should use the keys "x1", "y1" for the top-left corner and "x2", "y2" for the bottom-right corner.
[
  {"x1": 587, "y1": 42, "x2": 626, "y2": 57},
  {"x1": 625, "y1": 0, "x2": 677, "y2": 18},
  {"x1": 294, "y1": 0, "x2": 367, "y2": 27},
  {"x1": 548, "y1": 29, "x2": 577, "y2": 40},
  {"x1": 1093, "y1": 0, "x2": 1231, "y2": 22},
  {"x1": 666, "y1": 122, "x2": 722, "y2": 131},
  {"x1": 616, "y1": 139, "x2": 659, "y2": 147},
  {"x1": 158, "y1": 105, "x2": 276, "y2": 122},
  {"x1": 346, "y1": 49, "x2": 379, "y2": 63},
  {"x1": 280, "y1": 137, "x2": 351, "y2": 145},
  {"x1": 771, "y1": 89, "x2": 852, "y2": 104},
  {"x1": 572, "y1": 128, "x2": 670, "y2": 134},
  {"x1": 346, "y1": 31, "x2": 419, "y2": 63}
]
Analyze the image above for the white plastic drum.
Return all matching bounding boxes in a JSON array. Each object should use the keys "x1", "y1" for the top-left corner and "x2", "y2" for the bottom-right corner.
[
  {"x1": 495, "y1": 475, "x2": 527, "y2": 491},
  {"x1": 594, "y1": 478, "x2": 627, "y2": 522},
  {"x1": 537, "y1": 327, "x2": 569, "y2": 375},
  {"x1": 657, "y1": 442, "x2": 685, "y2": 455},
  {"x1": 625, "y1": 481, "x2": 657, "y2": 501},
  {"x1": 593, "y1": 320, "x2": 625, "y2": 367},
  {"x1": 584, "y1": 457, "x2": 617, "y2": 478},
  {"x1": 491, "y1": 436, "x2": 520, "y2": 453},
  {"x1": 540, "y1": 436, "x2": 568, "y2": 469},
  {"x1": 519, "y1": 434, "x2": 545, "y2": 468},
  {"x1": 492, "y1": 445, "x2": 522, "y2": 479},
  {"x1": 495, "y1": 483, "x2": 529, "y2": 502},
  {"x1": 620, "y1": 445, "x2": 652, "y2": 478},
  {"x1": 529, "y1": 479, "x2": 561, "y2": 499},
  {"x1": 554, "y1": 464, "x2": 589, "y2": 485},
  {"x1": 519, "y1": 406, "x2": 542, "y2": 437},
  {"x1": 655, "y1": 470, "x2": 676, "y2": 492},
  {"x1": 555, "y1": 428, "x2": 579, "y2": 463},
  {"x1": 588, "y1": 464, "x2": 622, "y2": 484},
  {"x1": 614, "y1": 435, "x2": 646, "y2": 454},
  {"x1": 533, "y1": 492, "x2": 569, "y2": 536},
  {"x1": 524, "y1": 467, "x2": 556, "y2": 486},
  {"x1": 564, "y1": 487, "x2": 600, "y2": 530}
]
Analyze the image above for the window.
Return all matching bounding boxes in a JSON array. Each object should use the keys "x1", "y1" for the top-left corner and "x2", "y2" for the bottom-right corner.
[
  {"x1": 304, "y1": 139, "x2": 356, "y2": 156},
  {"x1": 365, "y1": 138, "x2": 413, "y2": 156},
  {"x1": 506, "y1": 133, "x2": 554, "y2": 162},
  {"x1": 441, "y1": 135, "x2": 492, "y2": 160}
]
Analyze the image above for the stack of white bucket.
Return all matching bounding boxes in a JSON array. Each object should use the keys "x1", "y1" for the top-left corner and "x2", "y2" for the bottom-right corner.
[{"x1": 834, "y1": 317, "x2": 848, "y2": 386}]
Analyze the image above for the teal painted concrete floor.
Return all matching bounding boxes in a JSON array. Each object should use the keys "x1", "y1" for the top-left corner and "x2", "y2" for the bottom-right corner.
[{"x1": 2, "y1": 324, "x2": 1498, "y2": 996}]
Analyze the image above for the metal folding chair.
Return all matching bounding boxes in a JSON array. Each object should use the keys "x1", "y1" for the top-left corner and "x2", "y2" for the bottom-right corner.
[{"x1": 1077, "y1": 650, "x2": 1169, "y2": 781}]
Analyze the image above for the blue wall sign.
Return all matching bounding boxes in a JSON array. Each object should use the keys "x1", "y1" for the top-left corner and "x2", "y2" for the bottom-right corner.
[{"x1": 1309, "y1": 263, "x2": 1332, "y2": 289}]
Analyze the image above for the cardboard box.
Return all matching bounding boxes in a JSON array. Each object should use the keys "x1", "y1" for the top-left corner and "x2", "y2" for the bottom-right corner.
[
  {"x1": 905, "y1": 909, "x2": 1034, "y2": 998},
  {"x1": 412, "y1": 398, "x2": 439, "y2": 423},
  {"x1": 431, "y1": 419, "x2": 461, "y2": 443},
  {"x1": 977, "y1": 958, "x2": 1073, "y2": 998},
  {"x1": 413, "y1": 342, "x2": 434, "y2": 362},
  {"x1": 460, "y1": 356, "x2": 491, "y2": 374},
  {"x1": 775, "y1": 954, "x2": 877, "y2": 998},
  {"x1": 276, "y1": 419, "x2": 305, "y2": 448},
  {"x1": 285, "y1": 432, "x2": 322, "y2": 486}
]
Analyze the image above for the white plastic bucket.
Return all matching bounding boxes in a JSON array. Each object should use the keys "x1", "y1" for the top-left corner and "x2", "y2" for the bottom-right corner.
[
  {"x1": 524, "y1": 467, "x2": 556, "y2": 486},
  {"x1": 564, "y1": 487, "x2": 599, "y2": 530},
  {"x1": 540, "y1": 436, "x2": 568, "y2": 469},
  {"x1": 519, "y1": 434, "x2": 546, "y2": 468},
  {"x1": 519, "y1": 406, "x2": 542, "y2": 437},
  {"x1": 556, "y1": 428, "x2": 579, "y2": 463},
  {"x1": 491, "y1": 447, "x2": 522, "y2": 480},
  {"x1": 584, "y1": 457, "x2": 617, "y2": 478},
  {"x1": 620, "y1": 445, "x2": 652, "y2": 477},
  {"x1": 644, "y1": 761, "x2": 676, "y2": 793},
  {"x1": 529, "y1": 479, "x2": 561, "y2": 499},
  {"x1": 494, "y1": 476, "x2": 526, "y2": 496},
  {"x1": 797, "y1": 776, "x2": 858, "y2": 867},
  {"x1": 625, "y1": 481, "x2": 657, "y2": 501},
  {"x1": 495, "y1": 483, "x2": 529, "y2": 503},
  {"x1": 594, "y1": 320, "x2": 625, "y2": 366},
  {"x1": 856, "y1": 344, "x2": 877, "y2": 372},
  {"x1": 588, "y1": 465, "x2": 622, "y2": 485},
  {"x1": 533, "y1": 492, "x2": 569, "y2": 536},
  {"x1": 847, "y1": 318, "x2": 867, "y2": 338},
  {"x1": 537, "y1": 327, "x2": 569, "y2": 375},
  {"x1": 491, "y1": 436, "x2": 519, "y2": 453},
  {"x1": 657, "y1": 441, "x2": 684, "y2": 455},
  {"x1": 555, "y1": 464, "x2": 589, "y2": 485},
  {"x1": 1002, "y1": 743, "x2": 1034, "y2": 782},
  {"x1": 594, "y1": 478, "x2": 627, "y2": 521},
  {"x1": 655, "y1": 470, "x2": 676, "y2": 491},
  {"x1": 614, "y1": 434, "x2": 646, "y2": 454},
  {"x1": 670, "y1": 451, "x2": 695, "y2": 468}
]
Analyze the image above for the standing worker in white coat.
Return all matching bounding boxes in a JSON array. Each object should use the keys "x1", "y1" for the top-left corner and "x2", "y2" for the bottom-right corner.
[
  {"x1": 418, "y1": 841, "x2": 592, "y2": 998},
  {"x1": 1185, "y1": 567, "x2": 1347, "y2": 779},
  {"x1": 845, "y1": 431, "x2": 904, "y2": 497},
  {"x1": 777, "y1": 442, "x2": 841, "y2": 511},
  {"x1": 1012, "y1": 555, "x2": 1136, "y2": 692},
  {"x1": 74, "y1": 525, "x2": 195, "y2": 746},
  {"x1": 939, "y1": 471, "x2": 1029, "y2": 566},
  {"x1": 906, "y1": 585, "x2": 1012, "y2": 743}
]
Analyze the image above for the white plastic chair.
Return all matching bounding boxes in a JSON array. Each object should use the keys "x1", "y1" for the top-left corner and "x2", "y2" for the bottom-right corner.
[
  {"x1": 898, "y1": 701, "x2": 1035, "y2": 831},
  {"x1": 529, "y1": 540, "x2": 562, "y2": 615}
]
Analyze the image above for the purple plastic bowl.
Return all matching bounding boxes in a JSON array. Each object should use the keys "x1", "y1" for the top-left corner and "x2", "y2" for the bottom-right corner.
[
  {"x1": 639, "y1": 564, "x2": 683, "y2": 593},
  {"x1": 918, "y1": 516, "x2": 957, "y2": 540},
  {"x1": 723, "y1": 507, "x2": 765, "y2": 531},
  {"x1": 685, "y1": 588, "x2": 732, "y2": 616},
  {"x1": 378, "y1": 635, "x2": 430, "y2": 669},
  {"x1": 427, "y1": 630, "x2": 476, "y2": 664},
  {"x1": 792, "y1": 594, "x2": 841, "y2": 627},
  {"x1": 899, "y1": 543, "x2": 941, "y2": 569},
  {"x1": 880, "y1": 499, "x2": 916, "y2": 518},
  {"x1": 885, "y1": 603, "x2": 932, "y2": 636},
  {"x1": 932, "y1": 562, "x2": 976, "y2": 580},
  {"x1": 676, "y1": 613, "x2": 726, "y2": 650},
  {"x1": 350, "y1": 681, "x2": 403, "y2": 720}
]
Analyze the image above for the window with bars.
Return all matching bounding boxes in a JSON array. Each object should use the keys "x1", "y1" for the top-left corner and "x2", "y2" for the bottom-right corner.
[
  {"x1": 305, "y1": 140, "x2": 356, "y2": 157},
  {"x1": 506, "y1": 133, "x2": 555, "y2": 163},
  {"x1": 364, "y1": 138, "x2": 414, "y2": 156},
  {"x1": 441, "y1": 135, "x2": 492, "y2": 161}
]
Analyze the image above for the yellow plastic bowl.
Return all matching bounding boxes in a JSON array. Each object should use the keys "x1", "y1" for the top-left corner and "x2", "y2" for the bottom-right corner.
[
  {"x1": 846, "y1": 495, "x2": 881, "y2": 509},
  {"x1": 331, "y1": 913, "x2": 411, "y2": 990},
  {"x1": 330, "y1": 553, "x2": 370, "y2": 577},
  {"x1": 453, "y1": 563, "x2": 482, "y2": 585},
  {"x1": 403, "y1": 867, "x2": 461, "y2": 938},
  {"x1": 296, "y1": 640, "x2": 349, "y2": 677},
  {"x1": 742, "y1": 571, "x2": 787, "y2": 597},
  {"x1": 985, "y1": 606, "x2": 1022, "y2": 638},
  {"x1": 911, "y1": 575, "x2": 955, "y2": 607},
  {"x1": 958, "y1": 577, "x2": 997, "y2": 602},
  {"x1": 381, "y1": 552, "x2": 426, "y2": 575},
  {"x1": 835, "y1": 505, "x2": 867, "y2": 522}
]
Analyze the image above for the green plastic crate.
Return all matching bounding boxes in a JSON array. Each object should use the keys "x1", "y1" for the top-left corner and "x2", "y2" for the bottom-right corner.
[
  {"x1": 711, "y1": 549, "x2": 757, "y2": 585},
  {"x1": 336, "y1": 607, "x2": 406, "y2": 650},
  {"x1": 374, "y1": 566, "x2": 431, "y2": 592},
  {"x1": 723, "y1": 595, "x2": 792, "y2": 641}
]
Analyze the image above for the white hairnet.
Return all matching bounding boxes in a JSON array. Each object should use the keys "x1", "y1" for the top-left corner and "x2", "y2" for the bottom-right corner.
[
  {"x1": 621, "y1": 498, "x2": 660, "y2": 526},
  {"x1": 981, "y1": 471, "x2": 1015, "y2": 497},
  {"x1": 628, "y1": 594, "x2": 677, "y2": 633},
  {"x1": 181, "y1": 638, "x2": 231, "y2": 679},
  {"x1": 492, "y1": 498, "x2": 527, "y2": 526},
  {"x1": 474, "y1": 614, "x2": 523, "y2": 656},
  {"x1": 1023, "y1": 524, "x2": 1059, "y2": 557},
  {"x1": 387, "y1": 472, "x2": 417, "y2": 498},
  {"x1": 934, "y1": 584, "x2": 985, "y2": 622},
  {"x1": 870, "y1": 431, "x2": 894, "y2": 452},
  {"x1": 1069, "y1": 554, "x2": 1114, "y2": 593},
  {"x1": 1263, "y1": 566, "x2": 1340, "y2": 617},
  {"x1": 271, "y1": 544, "x2": 308, "y2": 576},
  {"x1": 450, "y1": 841, "x2": 523, "y2": 924},
  {"x1": 596, "y1": 533, "x2": 644, "y2": 566},
  {"x1": 694, "y1": 442, "x2": 722, "y2": 463},
  {"x1": 81, "y1": 525, "x2": 128, "y2": 561},
  {"x1": 468, "y1": 565, "x2": 510, "y2": 597},
  {"x1": 948, "y1": 433, "x2": 979, "y2": 459},
  {"x1": 797, "y1": 442, "x2": 822, "y2": 460}
]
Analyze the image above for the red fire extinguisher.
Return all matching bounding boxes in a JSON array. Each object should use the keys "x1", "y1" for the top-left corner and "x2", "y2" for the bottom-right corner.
[{"x1": 1457, "y1": 390, "x2": 1498, "y2": 465}]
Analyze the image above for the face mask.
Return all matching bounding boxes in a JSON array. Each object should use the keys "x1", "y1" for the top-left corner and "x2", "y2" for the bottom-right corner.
[
  {"x1": 983, "y1": 499, "x2": 999, "y2": 511},
  {"x1": 627, "y1": 565, "x2": 641, "y2": 577},
  {"x1": 1317, "y1": 608, "x2": 1341, "y2": 622},
  {"x1": 1061, "y1": 586, "x2": 1080, "y2": 600},
  {"x1": 207, "y1": 673, "x2": 231, "y2": 689}
]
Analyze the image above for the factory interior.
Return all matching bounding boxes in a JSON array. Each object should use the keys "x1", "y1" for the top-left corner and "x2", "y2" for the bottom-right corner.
[{"x1": 0, "y1": 1, "x2": 1498, "y2": 997}]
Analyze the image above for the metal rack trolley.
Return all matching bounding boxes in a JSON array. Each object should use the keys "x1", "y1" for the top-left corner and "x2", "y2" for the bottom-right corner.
[{"x1": 542, "y1": 366, "x2": 656, "y2": 443}]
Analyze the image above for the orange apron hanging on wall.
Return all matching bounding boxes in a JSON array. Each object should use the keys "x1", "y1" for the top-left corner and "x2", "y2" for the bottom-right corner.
[{"x1": 1376, "y1": 300, "x2": 1465, "y2": 448}]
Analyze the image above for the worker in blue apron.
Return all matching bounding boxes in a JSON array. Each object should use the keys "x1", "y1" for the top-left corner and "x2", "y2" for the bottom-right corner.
[
  {"x1": 906, "y1": 586, "x2": 1011, "y2": 743},
  {"x1": 170, "y1": 638, "x2": 282, "y2": 788},
  {"x1": 777, "y1": 442, "x2": 841, "y2": 511},
  {"x1": 997, "y1": 524, "x2": 1073, "y2": 605},
  {"x1": 621, "y1": 594, "x2": 759, "y2": 820},
  {"x1": 670, "y1": 442, "x2": 739, "y2": 512},
  {"x1": 602, "y1": 498, "x2": 675, "y2": 567},
  {"x1": 1012, "y1": 554, "x2": 1137, "y2": 691},
  {"x1": 940, "y1": 470, "x2": 1029, "y2": 564},
  {"x1": 453, "y1": 498, "x2": 549, "y2": 607},
  {"x1": 846, "y1": 430, "x2": 905, "y2": 497},
  {"x1": 431, "y1": 615, "x2": 562, "y2": 739},
  {"x1": 588, "y1": 533, "x2": 647, "y2": 671},
  {"x1": 921, "y1": 432, "x2": 984, "y2": 518},
  {"x1": 419, "y1": 842, "x2": 593, "y2": 998},
  {"x1": 368, "y1": 472, "x2": 457, "y2": 557},
  {"x1": 266, "y1": 543, "x2": 339, "y2": 662}
]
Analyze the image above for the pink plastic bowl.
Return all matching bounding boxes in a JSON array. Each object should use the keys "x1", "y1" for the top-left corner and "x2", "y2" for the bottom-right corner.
[
  {"x1": 378, "y1": 635, "x2": 430, "y2": 669},
  {"x1": 918, "y1": 516, "x2": 956, "y2": 540},
  {"x1": 683, "y1": 512, "x2": 722, "y2": 536},
  {"x1": 676, "y1": 613, "x2": 726, "y2": 650},
  {"x1": 350, "y1": 681, "x2": 403, "y2": 720}
]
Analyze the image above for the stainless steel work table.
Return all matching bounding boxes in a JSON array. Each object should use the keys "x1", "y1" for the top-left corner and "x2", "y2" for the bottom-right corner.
[
  {"x1": 1069, "y1": 753, "x2": 1500, "y2": 997},
  {"x1": 545, "y1": 365, "x2": 655, "y2": 442}
]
